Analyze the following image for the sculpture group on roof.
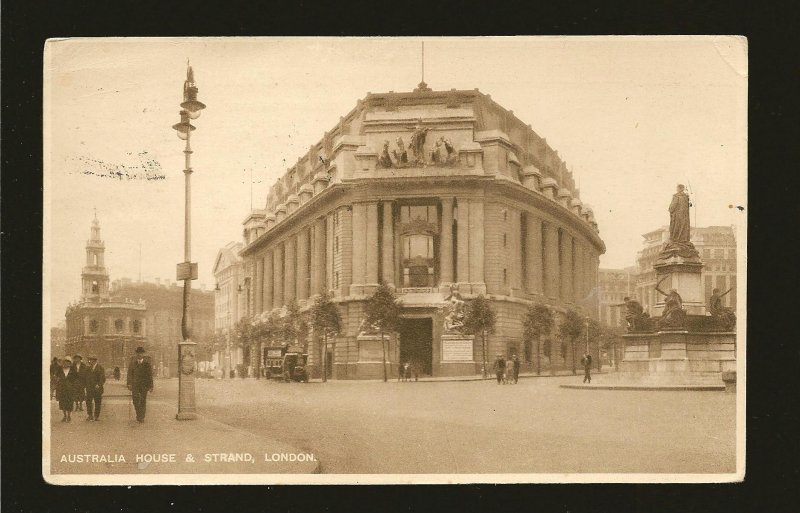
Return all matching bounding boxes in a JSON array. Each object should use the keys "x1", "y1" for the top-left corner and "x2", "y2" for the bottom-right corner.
[{"x1": 377, "y1": 121, "x2": 459, "y2": 169}]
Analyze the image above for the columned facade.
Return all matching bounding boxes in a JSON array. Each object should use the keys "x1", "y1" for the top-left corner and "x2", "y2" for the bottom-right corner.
[{"x1": 238, "y1": 86, "x2": 604, "y2": 379}]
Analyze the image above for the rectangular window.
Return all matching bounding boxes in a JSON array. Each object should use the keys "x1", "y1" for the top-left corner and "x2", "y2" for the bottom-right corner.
[
  {"x1": 503, "y1": 233, "x2": 507, "y2": 247},
  {"x1": 503, "y1": 268, "x2": 507, "y2": 284}
]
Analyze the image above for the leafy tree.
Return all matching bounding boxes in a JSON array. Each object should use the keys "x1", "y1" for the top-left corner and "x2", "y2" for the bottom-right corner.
[
  {"x1": 252, "y1": 311, "x2": 282, "y2": 379},
  {"x1": 523, "y1": 304, "x2": 554, "y2": 376},
  {"x1": 561, "y1": 309, "x2": 586, "y2": 375},
  {"x1": 282, "y1": 299, "x2": 309, "y2": 349},
  {"x1": 311, "y1": 291, "x2": 342, "y2": 382},
  {"x1": 364, "y1": 283, "x2": 401, "y2": 382},
  {"x1": 463, "y1": 294, "x2": 497, "y2": 378}
]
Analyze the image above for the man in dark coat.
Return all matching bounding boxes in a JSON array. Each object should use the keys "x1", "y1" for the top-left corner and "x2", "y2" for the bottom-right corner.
[
  {"x1": 55, "y1": 356, "x2": 80, "y2": 422},
  {"x1": 511, "y1": 354, "x2": 521, "y2": 384},
  {"x1": 72, "y1": 354, "x2": 88, "y2": 411},
  {"x1": 50, "y1": 357, "x2": 60, "y2": 399},
  {"x1": 127, "y1": 347, "x2": 154, "y2": 423},
  {"x1": 581, "y1": 352, "x2": 593, "y2": 383},
  {"x1": 85, "y1": 355, "x2": 105, "y2": 421},
  {"x1": 492, "y1": 354, "x2": 506, "y2": 385}
]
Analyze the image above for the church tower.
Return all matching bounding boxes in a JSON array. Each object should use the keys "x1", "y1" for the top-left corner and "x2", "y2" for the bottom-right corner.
[{"x1": 81, "y1": 213, "x2": 110, "y2": 300}]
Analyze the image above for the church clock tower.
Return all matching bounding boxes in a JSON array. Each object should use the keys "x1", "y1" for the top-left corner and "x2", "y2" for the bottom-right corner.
[{"x1": 82, "y1": 213, "x2": 110, "y2": 300}]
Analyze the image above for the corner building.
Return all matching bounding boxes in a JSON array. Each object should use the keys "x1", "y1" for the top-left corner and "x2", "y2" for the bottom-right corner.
[{"x1": 240, "y1": 84, "x2": 605, "y2": 379}]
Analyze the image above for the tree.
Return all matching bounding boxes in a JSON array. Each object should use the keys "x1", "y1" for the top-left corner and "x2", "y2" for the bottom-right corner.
[
  {"x1": 523, "y1": 304, "x2": 554, "y2": 376},
  {"x1": 233, "y1": 318, "x2": 255, "y2": 377},
  {"x1": 463, "y1": 294, "x2": 497, "y2": 378},
  {"x1": 364, "y1": 283, "x2": 401, "y2": 382},
  {"x1": 561, "y1": 309, "x2": 585, "y2": 375},
  {"x1": 252, "y1": 311, "x2": 281, "y2": 380},
  {"x1": 311, "y1": 291, "x2": 342, "y2": 382},
  {"x1": 282, "y1": 299, "x2": 309, "y2": 349}
]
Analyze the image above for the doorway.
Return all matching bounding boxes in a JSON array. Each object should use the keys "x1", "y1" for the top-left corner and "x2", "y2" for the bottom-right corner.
[{"x1": 398, "y1": 318, "x2": 433, "y2": 376}]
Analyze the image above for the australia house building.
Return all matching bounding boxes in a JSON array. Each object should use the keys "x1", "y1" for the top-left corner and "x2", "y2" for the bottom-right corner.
[{"x1": 239, "y1": 83, "x2": 605, "y2": 379}]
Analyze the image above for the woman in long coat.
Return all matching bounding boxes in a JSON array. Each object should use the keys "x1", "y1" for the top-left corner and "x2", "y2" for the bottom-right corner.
[{"x1": 55, "y1": 357, "x2": 80, "y2": 422}]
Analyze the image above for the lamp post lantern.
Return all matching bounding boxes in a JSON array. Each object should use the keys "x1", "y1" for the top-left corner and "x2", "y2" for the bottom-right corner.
[{"x1": 173, "y1": 62, "x2": 205, "y2": 420}]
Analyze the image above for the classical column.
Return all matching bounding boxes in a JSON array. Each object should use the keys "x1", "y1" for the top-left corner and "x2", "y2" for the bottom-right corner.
[
  {"x1": 526, "y1": 214, "x2": 544, "y2": 294},
  {"x1": 468, "y1": 199, "x2": 485, "y2": 286},
  {"x1": 272, "y1": 245, "x2": 283, "y2": 308},
  {"x1": 543, "y1": 222, "x2": 559, "y2": 299},
  {"x1": 255, "y1": 258, "x2": 264, "y2": 314},
  {"x1": 284, "y1": 236, "x2": 297, "y2": 303},
  {"x1": 312, "y1": 217, "x2": 326, "y2": 295},
  {"x1": 366, "y1": 202, "x2": 379, "y2": 284},
  {"x1": 326, "y1": 212, "x2": 335, "y2": 292},
  {"x1": 456, "y1": 199, "x2": 470, "y2": 284},
  {"x1": 381, "y1": 201, "x2": 394, "y2": 286},
  {"x1": 509, "y1": 209, "x2": 522, "y2": 293},
  {"x1": 264, "y1": 252, "x2": 273, "y2": 312},
  {"x1": 574, "y1": 241, "x2": 585, "y2": 303},
  {"x1": 560, "y1": 231, "x2": 573, "y2": 302},
  {"x1": 296, "y1": 227, "x2": 310, "y2": 301},
  {"x1": 439, "y1": 197, "x2": 454, "y2": 285},
  {"x1": 351, "y1": 203, "x2": 367, "y2": 285}
]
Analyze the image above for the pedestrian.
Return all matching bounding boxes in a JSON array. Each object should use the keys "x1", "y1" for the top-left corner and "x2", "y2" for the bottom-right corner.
[
  {"x1": 511, "y1": 354, "x2": 520, "y2": 384},
  {"x1": 72, "y1": 354, "x2": 88, "y2": 412},
  {"x1": 55, "y1": 356, "x2": 79, "y2": 422},
  {"x1": 113, "y1": 366, "x2": 121, "y2": 381},
  {"x1": 50, "y1": 357, "x2": 60, "y2": 399},
  {"x1": 412, "y1": 360, "x2": 419, "y2": 382},
  {"x1": 85, "y1": 355, "x2": 105, "y2": 421},
  {"x1": 127, "y1": 346, "x2": 154, "y2": 423},
  {"x1": 403, "y1": 362, "x2": 410, "y2": 382},
  {"x1": 398, "y1": 362, "x2": 404, "y2": 382},
  {"x1": 493, "y1": 354, "x2": 506, "y2": 384},
  {"x1": 581, "y1": 352, "x2": 593, "y2": 383}
]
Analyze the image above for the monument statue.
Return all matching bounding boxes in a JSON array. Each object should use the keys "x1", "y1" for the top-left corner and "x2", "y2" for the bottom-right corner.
[
  {"x1": 709, "y1": 287, "x2": 736, "y2": 330},
  {"x1": 614, "y1": 296, "x2": 648, "y2": 332},
  {"x1": 392, "y1": 137, "x2": 408, "y2": 166},
  {"x1": 407, "y1": 121, "x2": 429, "y2": 165},
  {"x1": 669, "y1": 184, "x2": 691, "y2": 243},
  {"x1": 442, "y1": 284, "x2": 466, "y2": 334},
  {"x1": 655, "y1": 276, "x2": 687, "y2": 329},
  {"x1": 358, "y1": 318, "x2": 380, "y2": 337},
  {"x1": 659, "y1": 184, "x2": 700, "y2": 260},
  {"x1": 378, "y1": 140, "x2": 393, "y2": 168}
]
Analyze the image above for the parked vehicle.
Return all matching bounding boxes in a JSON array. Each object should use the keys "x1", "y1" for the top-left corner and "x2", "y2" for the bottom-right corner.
[{"x1": 264, "y1": 345, "x2": 309, "y2": 383}]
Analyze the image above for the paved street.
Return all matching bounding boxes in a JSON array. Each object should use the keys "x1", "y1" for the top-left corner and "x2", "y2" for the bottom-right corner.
[{"x1": 183, "y1": 375, "x2": 735, "y2": 474}]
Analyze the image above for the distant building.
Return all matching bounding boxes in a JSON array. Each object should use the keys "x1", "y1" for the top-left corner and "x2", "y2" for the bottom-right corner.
[
  {"x1": 64, "y1": 216, "x2": 147, "y2": 370},
  {"x1": 598, "y1": 267, "x2": 637, "y2": 328},
  {"x1": 635, "y1": 225, "x2": 737, "y2": 314},
  {"x1": 50, "y1": 324, "x2": 66, "y2": 356},
  {"x1": 211, "y1": 241, "x2": 246, "y2": 375},
  {"x1": 110, "y1": 278, "x2": 214, "y2": 378}
]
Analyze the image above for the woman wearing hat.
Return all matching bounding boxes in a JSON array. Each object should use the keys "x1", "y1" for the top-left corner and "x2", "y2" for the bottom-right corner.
[{"x1": 55, "y1": 356, "x2": 80, "y2": 422}]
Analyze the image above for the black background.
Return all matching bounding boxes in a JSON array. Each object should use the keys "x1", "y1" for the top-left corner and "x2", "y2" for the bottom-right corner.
[{"x1": 2, "y1": 1, "x2": 798, "y2": 512}]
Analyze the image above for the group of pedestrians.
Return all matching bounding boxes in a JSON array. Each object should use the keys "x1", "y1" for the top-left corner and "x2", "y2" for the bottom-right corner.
[
  {"x1": 50, "y1": 346, "x2": 155, "y2": 424},
  {"x1": 397, "y1": 361, "x2": 419, "y2": 382},
  {"x1": 492, "y1": 354, "x2": 521, "y2": 384},
  {"x1": 50, "y1": 354, "x2": 105, "y2": 422}
]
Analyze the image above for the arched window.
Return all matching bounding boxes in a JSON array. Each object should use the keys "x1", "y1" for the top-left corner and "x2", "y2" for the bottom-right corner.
[
  {"x1": 89, "y1": 319, "x2": 99, "y2": 333},
  {"x1": 91, "y1": 281, "x2": 99, "y2": 294}
]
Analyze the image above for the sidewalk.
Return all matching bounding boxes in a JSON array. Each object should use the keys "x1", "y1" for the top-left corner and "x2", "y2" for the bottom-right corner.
[
  {"x1": 48, "y1": 382, "x2": 319, "y2": 475},
  {"x1": 305, "y1": 369, "x2": 610, "y2": 383}
]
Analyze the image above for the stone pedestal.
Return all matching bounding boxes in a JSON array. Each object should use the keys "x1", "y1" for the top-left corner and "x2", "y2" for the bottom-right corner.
[
  {"x1": 356, "y1": 334, "x2": 390, "y2": 379},
  {"x1": 437, "y1": 334, "x2": 477, "y2": 376},
  {"x1": 176, "y1": 340, "x2": 198, "y2": 420},
  {"x1": 619, "y1": 330, "x2": 735, "y2": 385},
  {"x1": 652, "y1": 245, "x2": 705, "y2": 316}
]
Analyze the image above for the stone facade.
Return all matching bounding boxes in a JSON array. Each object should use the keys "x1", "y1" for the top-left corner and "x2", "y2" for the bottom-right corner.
[
  {"x1": 64, "y1": 217, "x2": 147, "y2": 372},
  {"x1": 239, "y1": 85, "x2": 605, "y2": 379},
  {"x1": 598, "y1": 267, "x2": 637, "y2": 328}
]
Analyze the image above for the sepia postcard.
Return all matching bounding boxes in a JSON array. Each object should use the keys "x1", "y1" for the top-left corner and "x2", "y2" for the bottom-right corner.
[{"x1": 43, "y1": 36, "x2": 747, "y2": 485}]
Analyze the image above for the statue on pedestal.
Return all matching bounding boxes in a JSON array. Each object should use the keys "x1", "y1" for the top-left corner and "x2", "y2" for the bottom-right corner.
[
  {"x1": 614, "y1": 296, "x2": 648, "y2": 332},
  {"x1": 378, "y1": 140, "x2": 393, "y2": 168},
  {"x1": 392, "y1": 137, "x2": 408, "y2": 166},
  {"x1": 660, "y1": 184, "x2": 700, "y2": 259},
  {"x1": 709, "y1": 287, "x2": 736, "y2": 330},
  {"x1": 656, "y1": 276, "x2": 687, "y2": 329},
  {"x1": 443, "y1": 284, "x2": 466, "y2": 334},
  {"x1": 407, "y1": 121, "x2": 429, "y2": 166}
]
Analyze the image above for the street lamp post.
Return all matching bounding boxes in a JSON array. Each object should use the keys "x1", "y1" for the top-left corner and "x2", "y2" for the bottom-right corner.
[{"x1": 173, "y1": 63, "x2": 205, "y2": 421}]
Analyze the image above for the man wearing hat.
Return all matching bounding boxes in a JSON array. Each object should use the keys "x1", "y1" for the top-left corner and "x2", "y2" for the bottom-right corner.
[
  {"x1": 55, "y1": 356, "x2": 80, "y2": 422},
  {"x1": 127, "y1": 347, "x2": 154, "y2": 423},
  {"x1": 492, "y1": 354, "x2": 506, "y2": 385},
  {"x1": 72, "y1": 354, "x2": 89, "y2": 412},
  {"x1": 85, "y1": 355, "x2": 105, "y2": 421}
]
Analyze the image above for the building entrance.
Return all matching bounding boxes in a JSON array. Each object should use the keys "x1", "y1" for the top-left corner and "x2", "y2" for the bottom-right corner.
[{"x1": 398, "y1": 318, "x2": 433, "y2": 376}]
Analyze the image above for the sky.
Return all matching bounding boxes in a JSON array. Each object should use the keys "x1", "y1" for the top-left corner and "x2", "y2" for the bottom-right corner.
[{"x1": 44, "y1": 36, "x2": 747, "y2": 326}]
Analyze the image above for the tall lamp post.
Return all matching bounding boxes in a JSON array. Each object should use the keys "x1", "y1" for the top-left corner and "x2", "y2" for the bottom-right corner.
[{"x1": 173, "y1": 63, "x2": 205, "y2": 420}]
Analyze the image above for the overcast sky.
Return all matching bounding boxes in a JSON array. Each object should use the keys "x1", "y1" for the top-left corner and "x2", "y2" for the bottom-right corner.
[{"x1": 44, "y1": 36, "x2": 747, "y2": 326}]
